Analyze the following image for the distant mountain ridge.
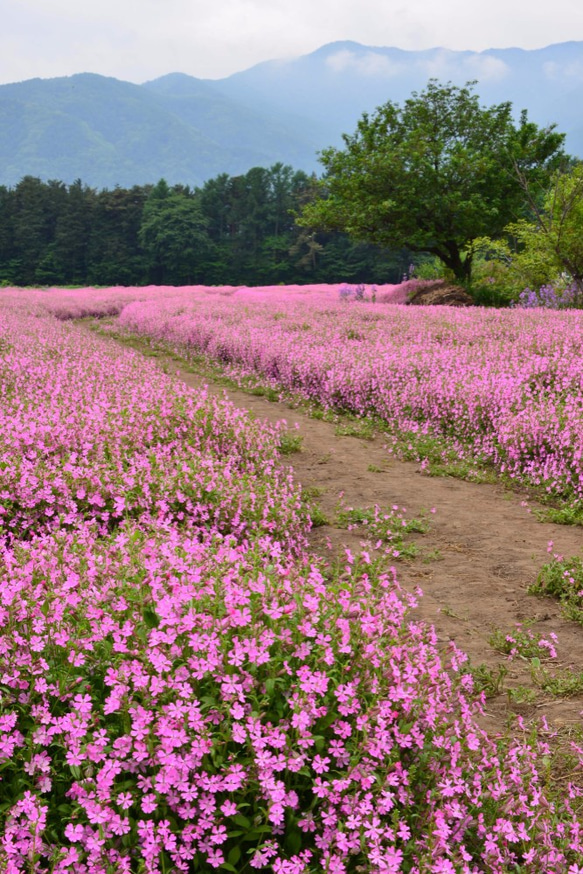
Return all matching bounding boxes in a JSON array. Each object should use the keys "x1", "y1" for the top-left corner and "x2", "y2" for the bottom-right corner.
[{"x1": 1, "y1": 41, "x2": 582, "y2": 188}]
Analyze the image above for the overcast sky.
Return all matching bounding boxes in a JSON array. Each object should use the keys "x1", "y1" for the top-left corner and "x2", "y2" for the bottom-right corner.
[{"x1": 1, "y1": 0, "x2": 582, "y2": 85}]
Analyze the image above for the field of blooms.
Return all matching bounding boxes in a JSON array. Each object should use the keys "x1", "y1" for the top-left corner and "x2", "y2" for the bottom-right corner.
[
  {"x1": 1, "y1": 289, "x2": 583, "y2": 872},
  {"x1": 93, "y1": 284, "x2": 583, "y2": 503}
]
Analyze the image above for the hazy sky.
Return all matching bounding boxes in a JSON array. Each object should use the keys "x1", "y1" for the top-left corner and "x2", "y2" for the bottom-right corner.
[{"x1": 2, "y1": 0, "x2": 583, "y2": 85}]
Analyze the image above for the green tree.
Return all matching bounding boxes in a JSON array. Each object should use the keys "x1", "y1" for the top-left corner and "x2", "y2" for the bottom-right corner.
[
  {"x1": 197, "y1": 165, "x2": 309, "y2": 284},
  {"x1": 87, "y1": 185, "x2": 149, "y2": 286},
  {"x1": 199, "y1": 173, "x2": 232, "y2": 243},
  {"x1": 139, "y1": 180, "x2": 212, "y2": 285},
  {"x1": 41, "y1": 180, "x2": 96, "y2": 284},
  {"x1": 298, "y1": 81, "x2": 565, "y2": 284},
  {"x1": 11, "y1": 177, "x2": 66, "y2": 285},
  {"x1": 508, "y1": 163, "x2": 583, "y2": 301},
  {"x1": 0, "y1": 185, "x2": 16, "y2": 283}
]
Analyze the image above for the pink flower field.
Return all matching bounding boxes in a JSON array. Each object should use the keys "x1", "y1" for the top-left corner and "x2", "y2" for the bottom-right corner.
[
  {"x1": 32, "y1": 281, "x2": 583, "y2": 503},
  {"x1": 1, "y1": 286, "x2": 583, "y2": 872}
]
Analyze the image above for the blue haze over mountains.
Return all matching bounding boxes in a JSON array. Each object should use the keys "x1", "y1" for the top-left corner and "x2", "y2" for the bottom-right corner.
[{"x1": 1, "y1": 41, "x2": 582, "y2": 188}]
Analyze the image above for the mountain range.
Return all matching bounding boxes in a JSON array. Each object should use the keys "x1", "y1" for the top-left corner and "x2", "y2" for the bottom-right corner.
[{"x1": 1, "y1": 40, "x2": 583, "y2": 189}]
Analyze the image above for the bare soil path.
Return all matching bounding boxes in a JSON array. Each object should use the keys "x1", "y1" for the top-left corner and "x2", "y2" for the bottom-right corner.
[{"x1": 91, "y1": 325, "x2": 583, "y2": 739}]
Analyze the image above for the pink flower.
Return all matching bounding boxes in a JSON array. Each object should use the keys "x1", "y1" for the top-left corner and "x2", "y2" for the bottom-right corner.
[{"x1": 312, "y1": 755, "x2": 331, "y2": 774}]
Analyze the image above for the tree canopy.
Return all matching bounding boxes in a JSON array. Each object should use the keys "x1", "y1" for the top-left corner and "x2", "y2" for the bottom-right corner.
[
  {"x1": 473, "y1": 162, "x2": 583, "y2": 304},
  {"x1": 138, "y1": 180, "x2": 211, "y2": 285},
  {"x1": 0, "y1": 167, "x2": 413, "y2": 287},
  {"x1": 298, "y1": 80, "x2": 566, "y2": 283},
  {"x1": 511, "y1": 163, "x2": 583, "y2": 298}
]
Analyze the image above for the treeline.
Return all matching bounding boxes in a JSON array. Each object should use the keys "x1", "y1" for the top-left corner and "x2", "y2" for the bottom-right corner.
[{"x1": 0, "y1": 164, "x2": 409, "y2": 287}]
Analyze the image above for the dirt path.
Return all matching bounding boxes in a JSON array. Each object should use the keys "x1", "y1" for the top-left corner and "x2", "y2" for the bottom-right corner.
[{"x1": 91, "y1": 325, "x2": 583, "y2": 737}]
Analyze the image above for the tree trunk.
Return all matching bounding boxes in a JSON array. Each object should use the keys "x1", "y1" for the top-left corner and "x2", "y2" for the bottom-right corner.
[{"x1": 432, "y1": 243, "x2": 472, "y2": 284}]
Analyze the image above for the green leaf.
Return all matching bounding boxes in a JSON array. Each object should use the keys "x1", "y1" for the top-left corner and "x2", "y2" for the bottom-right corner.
[
  {"x1": 227, "y1": 847, "x2": 241, "y2": 866},
  {"x1": 142, "y1": 607, "x2": 160, "y2": 629},
  {"x1": 285, "y1": 828, "x2": 302, "y2": 855},
  {"x1": 245, "y1": 826, "x2": 273, "y2": 839}
]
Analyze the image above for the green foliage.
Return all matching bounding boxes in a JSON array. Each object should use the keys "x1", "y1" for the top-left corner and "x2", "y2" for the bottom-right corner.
[
  {"x1": 0, "y1": 167, "x2": 412, "y2": 287},
  {"x1": 531, "y1": 666, "x2": 583, "y2": 697},
  {"x1": 138, "y1": 180, "x2": 212, "y2": 284},
  {"x1": 508, "y1": 164, "x2": 583, "y2": 301},
  {"x1": 507, "y1": 685, "x2": 538, "y2": 704},
  {"x1": 299, "y1": 80, "x2": 565, "y2": 283},
  {"x1": 529, "y1": 554, "x2": 583, "y2": 624},
  {"x1": 536, "y1": 503, "x2": 583, "y2": 526},
  {"x1": 474, "y1": 163, "x2": 583, "y2": 302},
  {"x1": 465, "y1": 252, "x2": 519, "y2": 305},
  {"x1": 277, "y1": 430, "x2": 303, "y2": 455},
  {"x1": 87, "y1": 185, "x2": 149, "y2": 285},
  {"x1": 335, "y1": 503, "x2": 428, "y2": 558},
  {"x1": 334, "y1": 418, "x2": 375, "y2": 440},
  {"x1": 411, "y1": 256, "x2": 454, "y2": 282},
  {"x1": 307, "y1": 504, "x2": 329, "y2": 528},
  {"x1": 488, "y1": 622, "x2": 556, "y2": 660},
  {"x1": 461, "y1": 662, "x2": 508, "y2": 698}
]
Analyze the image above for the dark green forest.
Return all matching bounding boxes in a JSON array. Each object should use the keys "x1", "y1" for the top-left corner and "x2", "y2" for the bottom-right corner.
[{"x1": 0, "y1": 165, "x2": 409, "y2": 287}]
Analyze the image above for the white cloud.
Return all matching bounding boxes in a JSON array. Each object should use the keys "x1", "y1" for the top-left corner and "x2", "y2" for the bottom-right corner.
[
  {"x1": 326, "y1": 50, "x2": 403, "y2": 77},
  {"x1": 417, "y1": 50, "x2": 509, "y2": 84},
  {"x1": 463, "y1": 55, "x2": 509, "y2": 82},
  {"x1": 544, "y1": 61, "x2": 560, "y2": 78},
  {"x1": 418, "y1": 49, "x2": 458, "y2": 80},
  {"x1": 544, "y1": 59, "x2": 583, "y2": 81}
]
